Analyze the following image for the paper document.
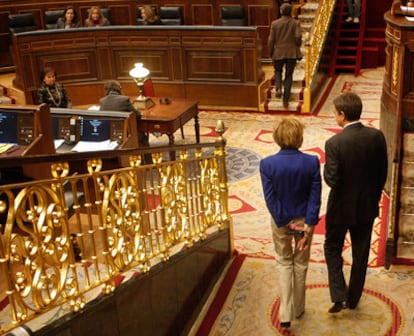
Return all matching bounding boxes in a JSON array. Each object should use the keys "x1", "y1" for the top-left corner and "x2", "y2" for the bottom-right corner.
[
  {"x1": 0, "y1": 143, "x2": 16, "y2": 154},
  {"x1": 72, "y1": 140, "x2": 119, "y2": 152},
  {"x1": 54, "y1": 139, "x2": 65, "y2": 150}
]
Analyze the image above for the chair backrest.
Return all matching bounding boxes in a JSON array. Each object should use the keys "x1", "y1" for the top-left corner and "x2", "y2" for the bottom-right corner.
[
  {"x1": 143, "y1": 79, "x2": 155, "y2": 97},
  {"x1": 44, "y1": 10, "x2": 65, "y2": 29},
  {"x1": 8, "y1": 13, "x2": 37, "y2": 34},
  {"x1": 221, "y1": 6, "x2": 247, "y2": 26},
  {"x1": 159, "y1": 7, "x2": 183, "y2": 25}
]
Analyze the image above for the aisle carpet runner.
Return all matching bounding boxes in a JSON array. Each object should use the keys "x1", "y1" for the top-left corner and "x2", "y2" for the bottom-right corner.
[{"x1": 194, "y1": 252, "x2": 414, "y2": 336}]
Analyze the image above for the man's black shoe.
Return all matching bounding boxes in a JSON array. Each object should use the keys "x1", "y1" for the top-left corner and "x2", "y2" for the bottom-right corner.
[
  {"x1": 328, "y1": 301, "x2": 348, "y2": 313},
  {"x1": 348, "y1": 302, "x2": 358, "y2": 309},
  {"x1": 280, "y1": 321, "x2": 291, "y2": 328},
  {"x1": 275, "y1": 89, "x2": 282, "y2": 98}
]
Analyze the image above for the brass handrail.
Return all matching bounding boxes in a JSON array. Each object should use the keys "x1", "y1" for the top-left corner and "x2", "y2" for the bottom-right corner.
[{"x1": 302, "y1": 0, "x2": 336, "y2": 112}]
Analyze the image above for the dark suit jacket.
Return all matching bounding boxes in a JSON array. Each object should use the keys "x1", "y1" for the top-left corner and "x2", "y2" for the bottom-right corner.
[
  {"x1": 268, "y1": 15, "x2": 302, "y2": 60},
  {"x1": 324, "y1": 122, "x2": 388, "y2": 226},
  {"x1": 56, "y1": 17, "x2": 81, "y2": 29},
  {"x1": 37, "y1": 82, "x2": 72, "y2": 108},
  {"x1": 99, "y1": 91, "x2": 141, "y2": 119},
  {"x1": 260, "y1": 149, "x2": 321, "y2": 228}
]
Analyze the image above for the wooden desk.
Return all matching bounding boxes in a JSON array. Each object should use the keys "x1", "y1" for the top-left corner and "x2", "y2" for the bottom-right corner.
[{"x1": 138, "y1": 98, "x2": 199, "y2": 160}]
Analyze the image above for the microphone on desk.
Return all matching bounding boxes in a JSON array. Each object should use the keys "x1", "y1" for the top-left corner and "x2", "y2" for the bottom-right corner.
[
  {"x1": 69, "y1": 117, "x2": 77, "y2": 144},
  {"x1": 159, "y1": 97, "x2": 171, "y2": 105}
]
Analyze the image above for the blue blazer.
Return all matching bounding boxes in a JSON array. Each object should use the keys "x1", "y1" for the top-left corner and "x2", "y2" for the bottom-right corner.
[{"x1": 260, "y1": 149, "x2": 321, "y2": 228}]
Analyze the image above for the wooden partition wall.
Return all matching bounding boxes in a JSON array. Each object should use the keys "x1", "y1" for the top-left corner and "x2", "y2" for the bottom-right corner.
[
  {"x1": 381, "y1": 10, "x2": 414, "y2": 267},
  {"x1": 0, "y1": 0, "x2": 278, "y2": 72},
  {"x1": 12, "y1": 26, "x2": 265, "y2": 108}
]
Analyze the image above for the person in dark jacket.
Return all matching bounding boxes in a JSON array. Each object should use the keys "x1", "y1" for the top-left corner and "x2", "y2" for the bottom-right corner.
[
  {"x1": 56, "y1": 6, "x2": 80, "y2": 29},
  {"x1": 37, "y1": 67, "x2": 71, "y2": 108},
  {"x1": 268, "y1": 3, "x2": 302, "y2": 108},
  {"x1": 324, "y1": 92, "x2": 388, "y2": 313},
  {"x1": 99, "y1": 80, "x2": 151, "y2": 163}
]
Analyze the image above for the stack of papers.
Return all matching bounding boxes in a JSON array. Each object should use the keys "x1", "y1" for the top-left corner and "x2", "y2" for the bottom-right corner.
[
  {"x1": 0, "y1": 143, "x2": 16, "y2": 154},
  {"x1": 71, "y1": 140, "x2": 119, "y2": 152},
  {"x1": 54, "y1": 139, "x2": 65, "y2": 150}
]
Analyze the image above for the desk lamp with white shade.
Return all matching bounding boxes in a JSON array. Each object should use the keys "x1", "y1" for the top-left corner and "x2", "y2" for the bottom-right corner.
[{"x1": 129, "y1": 62, "x2": 154, "y2": 109}]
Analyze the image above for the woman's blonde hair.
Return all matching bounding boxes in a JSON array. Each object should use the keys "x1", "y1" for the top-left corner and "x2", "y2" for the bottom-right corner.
[
  {"x1": 142, "y1": 6, "x2": 158, "y2": 23},
  {"x1": 86, "y1": 6, "x2": 105, "y2": 25},
  {"x1": 272, "y1": 117, "x2": 304, "y2": 149}
]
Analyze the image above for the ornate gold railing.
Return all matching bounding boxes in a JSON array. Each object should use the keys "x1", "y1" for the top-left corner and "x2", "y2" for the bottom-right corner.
[
  {"x1": 302, "y1": 0, "x2": 336, "y2": 112},
  {"x1": 0, "y1": 135, "x2": 230, "y2": 334}
]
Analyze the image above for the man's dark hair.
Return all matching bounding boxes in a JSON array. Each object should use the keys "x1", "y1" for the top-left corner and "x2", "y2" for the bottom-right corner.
[
  {"x1": 104, "y1": 80, "x2": 122, "y2": 95},
  {"x1": 333, "y1": 92, "x2": 362, "y2": 121},
  {"x1": 39, "y1": 66, "x2": 56, "y2": 82}
]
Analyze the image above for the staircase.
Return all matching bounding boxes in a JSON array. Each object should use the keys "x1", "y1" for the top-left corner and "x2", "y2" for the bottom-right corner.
[
  {"x1": 264, "y1": 0, "x2": 319, "y2": 113},
  {"x1": 330, "y1": 0, "x2": 365, "y2": 76}
]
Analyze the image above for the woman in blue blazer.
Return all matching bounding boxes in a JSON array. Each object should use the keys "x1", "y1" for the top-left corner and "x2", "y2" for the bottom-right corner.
[{"x1": 260, "y1": 117, "x2": 321, "y2": 329}]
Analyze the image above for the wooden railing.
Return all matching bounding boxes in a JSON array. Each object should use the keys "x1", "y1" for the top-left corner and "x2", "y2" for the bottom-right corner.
[{"x1": 0, "y1": 135, "x2": 231, "y2": 334}]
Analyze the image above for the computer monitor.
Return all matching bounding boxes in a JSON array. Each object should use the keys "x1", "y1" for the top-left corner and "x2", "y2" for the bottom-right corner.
[
  {"x1": 79, "y1": 118, "x2": 111, "y2": 141},
  {"x1": 0, "y1": 111, "x2": 18, "y2": 144}
]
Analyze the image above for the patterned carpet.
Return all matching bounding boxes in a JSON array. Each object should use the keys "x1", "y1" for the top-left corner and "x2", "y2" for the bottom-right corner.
[{"x1": 186, "y1": 68, "x2": 414, "y2": 336}]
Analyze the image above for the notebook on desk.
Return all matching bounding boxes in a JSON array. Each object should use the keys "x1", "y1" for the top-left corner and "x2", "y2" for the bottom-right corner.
[{"x1": 71, "y1": 139, "x2": 119, "y2": 152}]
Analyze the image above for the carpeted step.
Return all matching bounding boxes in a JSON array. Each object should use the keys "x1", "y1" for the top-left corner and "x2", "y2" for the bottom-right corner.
[{"x1": 264, "y1": 64, "x2": 305, "y2": 113}]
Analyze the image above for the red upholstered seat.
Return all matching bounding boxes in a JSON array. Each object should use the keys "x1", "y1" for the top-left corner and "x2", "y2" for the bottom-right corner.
[{"x1": 143, "y1": 79, "x2": 155, "y2": 97}]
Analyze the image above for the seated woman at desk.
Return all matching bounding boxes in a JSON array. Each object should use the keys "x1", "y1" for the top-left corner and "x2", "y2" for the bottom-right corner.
[
  {"x1": 37, "y1": 67, "x2": 72, "y2": 108},
  {"x1": 140, "y1": 6, "x2": 163, "y2": 25},
  {"x1": 56, "y1": 6, "x2": 80, "y2": 29},
  {"x1": 84, "y1": 6, "x2": 110, "y2": 27}
]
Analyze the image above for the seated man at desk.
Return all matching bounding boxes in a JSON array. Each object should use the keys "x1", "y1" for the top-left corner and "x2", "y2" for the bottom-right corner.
[{"x1": 99, "y1": 80, "x2": 151, "y2": 163}]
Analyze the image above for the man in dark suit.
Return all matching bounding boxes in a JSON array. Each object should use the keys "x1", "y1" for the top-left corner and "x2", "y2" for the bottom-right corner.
[
  {"x1": 324, "y1": 92, "x2": 388, "y2": 313},
  {"x1": 99, "y1": 80, "x2": 151, "y2": 163},
  {"x1": 267, "y1": 3, "x2": 302, "y2": 109}
]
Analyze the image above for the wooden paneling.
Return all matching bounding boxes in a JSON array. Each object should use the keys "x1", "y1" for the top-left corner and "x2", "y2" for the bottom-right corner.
[
  {"x1": 12, "y1": 27, "x2": 263, "y2": 107},
  {"x1": 0, "y1": 0, "x2": 277, "y2": 71},
  {"x1": 191, "y1": 5, "x2": 214, "y2": 25},
  {"x1": 382, "y1": 11, "x2": 414, "y2": 267}
]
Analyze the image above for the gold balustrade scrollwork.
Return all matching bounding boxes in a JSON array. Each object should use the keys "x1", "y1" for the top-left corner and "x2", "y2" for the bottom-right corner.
[
  {"x1": 0, "y1": 137, "x2": 230, "y2": 334},
  {"x1": 303, "y1": 0, "x2": 337, "y2": 113}
]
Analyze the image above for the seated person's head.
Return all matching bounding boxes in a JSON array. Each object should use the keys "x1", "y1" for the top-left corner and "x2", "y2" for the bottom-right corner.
[
  {"x1": 104, "y1": 80, "x2": 122, "y2": 95},
  {"x1": 141, "y1": 6, "x2": 157, "y2": 23},
  {"x1": 90, "y1": 6, "x2": 102, "y2": 20},
  {"x1": 40, "y1": 67, "x2": 57, "y2": 86},
  {"x1": 64, "y1": 6, "x2": 77, "y2": 24}
]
